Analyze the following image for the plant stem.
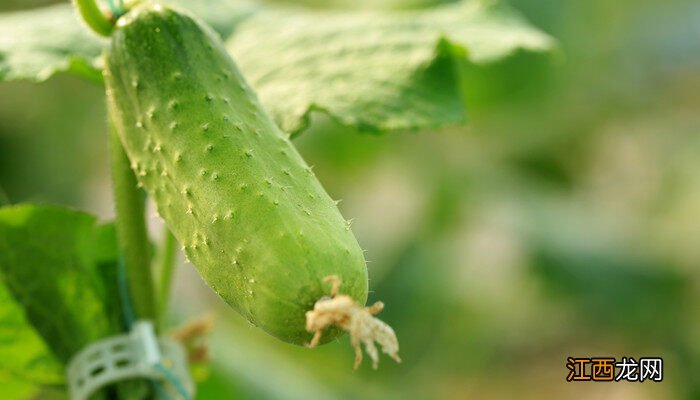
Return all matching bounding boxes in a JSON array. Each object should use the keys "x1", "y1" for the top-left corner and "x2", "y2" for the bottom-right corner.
[
  {"x1": 73, "y1": 0, "x2": 115, "y2": 37},
  {"x1": 110, "y1": 124, "x2": 157, "y2": 321},
  {"x1": 156, "y1": 227, "x2": 177, "y2": 328}
]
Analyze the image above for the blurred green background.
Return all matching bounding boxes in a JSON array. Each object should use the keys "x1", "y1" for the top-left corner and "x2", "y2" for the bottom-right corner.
[{"x1": 2, "y1": 0, "x2": 700, "y2": 399}]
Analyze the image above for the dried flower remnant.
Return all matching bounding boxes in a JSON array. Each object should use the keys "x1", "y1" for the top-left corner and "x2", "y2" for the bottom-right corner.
[
  {"x1": 306, "y1": 276, "x2": 401, "y2": 369},
  {"x1": 170, "y1": 314, "x2": 215, "y2": 364}
]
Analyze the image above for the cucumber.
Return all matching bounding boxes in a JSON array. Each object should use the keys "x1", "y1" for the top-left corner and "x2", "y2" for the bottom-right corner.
[{"x1": 104, "y1": 2, "x2": 368, "y2": 345}]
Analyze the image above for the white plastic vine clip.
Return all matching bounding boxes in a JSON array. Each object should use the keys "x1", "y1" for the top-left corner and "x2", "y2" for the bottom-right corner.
[{"x1": 66, "y1": 320, "x2": 194, "y2": 400}]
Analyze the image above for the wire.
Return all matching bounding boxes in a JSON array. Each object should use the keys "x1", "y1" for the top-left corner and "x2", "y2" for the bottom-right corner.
[
  {"x1": 105, "y1": 0, "x2": 117, "y2": 15},
  {"x1": 114, "y1": 0, "x2": 125, "y2": 18},
  {"x1": 155, "y1": 363, "x2": 192, "y2": 400},
  {"x1": 105, "y1": 0, "x2": 126, "y2": 19},
  {"x1": 117, "y1": 257, "x2": 136, "y2": 329}
]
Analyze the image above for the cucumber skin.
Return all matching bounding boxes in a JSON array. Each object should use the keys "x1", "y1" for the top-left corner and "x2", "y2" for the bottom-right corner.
[{"x1": 104, "y1": 3, "x2": 367, "y2": 345}]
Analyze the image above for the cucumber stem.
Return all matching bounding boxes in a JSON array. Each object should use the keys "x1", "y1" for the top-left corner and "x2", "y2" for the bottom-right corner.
[
  {"x1": 110, "y1": 123, "x2": 157, "y2": 322},
  {"x1": 73, "y1": 0, "x2": 115, "y2": 37},
  {"x1": 156, "y1": 228, "x2": 177, "y2": 328}
]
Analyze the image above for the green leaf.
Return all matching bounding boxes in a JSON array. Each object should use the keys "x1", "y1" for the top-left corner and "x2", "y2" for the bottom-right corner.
[
  {"x1": 227, "y1": 0, "x2": 554, "y2": 134},
  {"x1": 0, "y1": 0, "x2": 553, "y2": 134},
  {"x1": 0, "y1": 281, "x2": 64, "y2": 399},
  {"x1": 0, "y1": 204, "x2": 123, "y2": 366},
  {"x1": 0, "y1": 4, "x2": 105, "y2": 83},
  {"x1": 0, "y1": 0, "x2": 255, "y2": 84}
]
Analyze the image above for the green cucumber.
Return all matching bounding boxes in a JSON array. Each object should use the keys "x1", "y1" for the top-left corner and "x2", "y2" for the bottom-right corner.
[{"x1": 104, "y1": 2, "x2": 368, "y2": 345}]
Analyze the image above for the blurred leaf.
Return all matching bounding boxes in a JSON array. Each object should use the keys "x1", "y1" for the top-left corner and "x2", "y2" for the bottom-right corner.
[
  {"x1": 0, "y1": 0, "x2": 255, "y2": 84},
  {"x1": 0, "y1": 4, "x2": 105, "y2": 83},
  {"x1": 0, "y1": 186, "x2": 8, "y2": 206},
  {"x1": 264, "y1": 0, "x2": 455, "y2": 11},
  {"x1": 175, "y1": 0, "x2": 258, "y2": 39},
  {"x1": 0, "y1": 281, "x2": 64, "y2": 399},
  {"x1": 0, "y1": 204, "x2": 122, "y2": 364},
  {"x1": 523, "y1": 202, "x2": 690, "y2": 341},
  {"x1": 531, "y1": 245, "x2": 688, "y2": 338},
  {"x1": 227, "y1": 0, "x2": 554, "y2": 135},
  {"x1": 0, "y1": 0, "x2": 552, "y2": 136}
]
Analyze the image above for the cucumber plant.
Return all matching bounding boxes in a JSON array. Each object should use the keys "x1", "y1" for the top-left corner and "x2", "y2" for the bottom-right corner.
[{"x1": 0, "y1": 0, "x2": 553, "y2": 397}]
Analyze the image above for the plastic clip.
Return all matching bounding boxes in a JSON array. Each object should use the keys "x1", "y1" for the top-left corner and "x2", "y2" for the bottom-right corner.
[{"x1": 67, "y1": 320, "x2": 193, "y2": 400}]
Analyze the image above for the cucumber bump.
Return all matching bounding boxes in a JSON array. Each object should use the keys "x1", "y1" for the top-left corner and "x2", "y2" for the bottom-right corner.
[{"x1": 104, "y1": 2, "x2": 369, "y2": 345}]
